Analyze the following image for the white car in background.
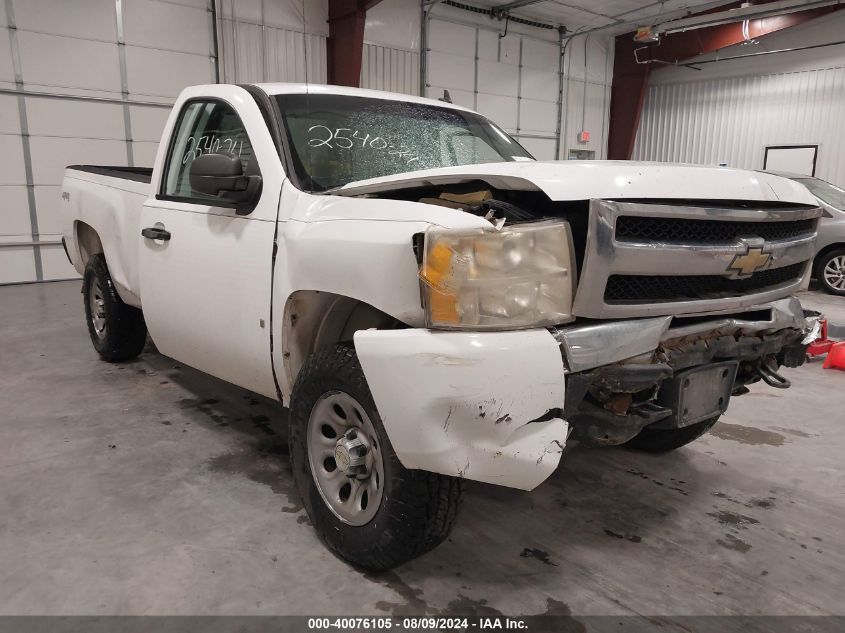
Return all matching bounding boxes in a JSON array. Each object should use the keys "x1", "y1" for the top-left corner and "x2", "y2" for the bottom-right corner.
[{"x1": 767, "y1": 174, "x2": 845, "y2": 296}]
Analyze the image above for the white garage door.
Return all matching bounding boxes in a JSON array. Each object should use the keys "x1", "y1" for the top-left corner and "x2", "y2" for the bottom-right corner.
[
  {"x1": 0, "y1": 0, "x2": 215, "y2": 284},
  {"x1": 424, "y1": 17, "x2": 561, "y2": 160}
]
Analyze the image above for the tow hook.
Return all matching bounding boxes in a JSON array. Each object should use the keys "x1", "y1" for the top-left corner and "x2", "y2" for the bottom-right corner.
[{"x1": 756, "y1": 360, "x2": 791, "y2": 389}]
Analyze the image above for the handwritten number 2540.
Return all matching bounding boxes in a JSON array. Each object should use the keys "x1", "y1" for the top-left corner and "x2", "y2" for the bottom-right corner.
[
  {"x1": 307, "y1": 126, "x2": 419, "y2": 165},
  {"x1": 307, "y1": 125, "x2": 389, "y2": 150}
]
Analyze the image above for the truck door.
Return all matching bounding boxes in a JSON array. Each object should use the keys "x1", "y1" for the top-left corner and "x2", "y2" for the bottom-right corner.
[{"x1": 138, "y1": 92, "x2": 283, "y2": 399}]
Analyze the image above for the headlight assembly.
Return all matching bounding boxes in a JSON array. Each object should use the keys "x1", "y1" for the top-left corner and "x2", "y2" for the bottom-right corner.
[{"x1": 419, "y1": 220, "x2": 576, "y2": 330}]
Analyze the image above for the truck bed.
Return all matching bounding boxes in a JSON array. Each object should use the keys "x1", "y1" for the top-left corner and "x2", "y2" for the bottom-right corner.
[
  {"x1": 62, "y1": 165, "x2": 153, "y2": 308},
  {"x1": 67, "y1": 165, "x2": 153, "y2": 184}
]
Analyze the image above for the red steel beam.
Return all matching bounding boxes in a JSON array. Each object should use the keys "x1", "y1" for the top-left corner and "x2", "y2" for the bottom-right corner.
[
  {"x1": 327, "y1": 0, "x2": 385, "y2": 87},
  {"x1": 608, "y1": 35, "x2": 652, "y2": 162},
  {"x1": 607, "y1": 4, "x2": 841, "y2": 160},
  {"x1": 327, "y1": 0, "x2": 367, "y2": 87}
]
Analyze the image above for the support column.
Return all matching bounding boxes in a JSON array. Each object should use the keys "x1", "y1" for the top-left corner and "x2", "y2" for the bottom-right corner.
[
  {"x1": 607, "y1": 36, "x2": 649, "y2": 162},
  {"x1": 328, "y1": 0, "x2": 385, "y2": 87}
]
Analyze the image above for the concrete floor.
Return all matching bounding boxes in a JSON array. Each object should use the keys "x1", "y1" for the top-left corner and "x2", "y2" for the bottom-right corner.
[{"x1": 1, "y1": 280, "x2": 844, "y2": 617}]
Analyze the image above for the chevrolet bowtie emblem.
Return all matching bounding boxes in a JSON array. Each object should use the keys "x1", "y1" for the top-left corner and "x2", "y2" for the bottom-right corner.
[{"x1": 727, "y1": 246, "x2": 772, "y2": 277}]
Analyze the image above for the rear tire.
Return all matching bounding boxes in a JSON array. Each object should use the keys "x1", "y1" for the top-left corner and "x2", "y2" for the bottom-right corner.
[
  {"x1": 289, "y1": 344, "x2": 464, "y2": 571},
  {"x1": 624, "y1": 416, "x2": 719, "y2": 453},
  {"x1": 82, "y1": 254, "x2": 147, "y2": 362},
  {"x1": 815, "y1": 247, "x2": 845, "y2": 296}
]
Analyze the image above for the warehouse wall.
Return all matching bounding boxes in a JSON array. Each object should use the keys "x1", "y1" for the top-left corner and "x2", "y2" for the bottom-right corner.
[
  {"x1": 420, "y1": 3, "x2": 613, "y2": 161},
  {"x1": 632, "y1": 13, "x2": 845, "y2": 188},
  {"x1": 216, "y1": 0, "x2": 327, "y2": 84},
  {"x1": 1, "y1": 0, "x2": 613, "y2": 285},
  {"x1": 361, "y1": 0, "x2": 420, "y2": 95},
  {"x1": 560, "y1": 32, "x2": 613, "y2": 161},
  {"x1": 423, "y1": 4, "x2": 561, "y2": 160},
  {"x1": 1, "y1": 0, "x2": 215, "y2": 284}
]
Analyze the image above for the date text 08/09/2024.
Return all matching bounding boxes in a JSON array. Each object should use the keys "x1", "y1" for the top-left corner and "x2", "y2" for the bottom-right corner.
[{"x1": 307, "y1": 617, "x2": 528, "y2": 630}]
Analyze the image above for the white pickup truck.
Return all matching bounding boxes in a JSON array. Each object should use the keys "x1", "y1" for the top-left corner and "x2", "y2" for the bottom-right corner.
[{"x1": 61, "y1": 83, "x2": 820, "y2": 571}]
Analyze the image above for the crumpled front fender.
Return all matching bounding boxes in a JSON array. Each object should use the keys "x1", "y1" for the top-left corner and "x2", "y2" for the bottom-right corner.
[{"x1": 353, "y1": 328, "x2": 567, "y2": 490}]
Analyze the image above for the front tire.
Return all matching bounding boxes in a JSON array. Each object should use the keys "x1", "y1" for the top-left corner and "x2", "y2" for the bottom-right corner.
[
  {"x1": 815, "y1": 247, "x2": 845, "y2": 296},
  {"x1": 289, "y1": 344, "x2": 464, "y2": 571},
  {"x1": 624, "y1": 416, "x2": 719, "y2": 453},
  {"x1": 82, "y1": 254, "x2": 147, "y2": 362}
]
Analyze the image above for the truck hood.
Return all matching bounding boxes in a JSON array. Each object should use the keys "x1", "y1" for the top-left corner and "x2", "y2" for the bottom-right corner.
[{"x1": 336, "y1": 160, "x2": 818, "y2": 206}]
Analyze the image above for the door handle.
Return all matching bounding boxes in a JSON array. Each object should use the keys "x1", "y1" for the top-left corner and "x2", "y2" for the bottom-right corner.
[{"x1": 141, "y1": 227, "x2": 171, "y2": 241}]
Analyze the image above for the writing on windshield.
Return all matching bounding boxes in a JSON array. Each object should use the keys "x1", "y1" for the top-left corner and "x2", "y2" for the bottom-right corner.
[
  {"x1": 275, "y1": 94, "x2": 532, "y2": 192},
  {"x1": 307, "y1": 125, "x2": 420, "y2": 165}
]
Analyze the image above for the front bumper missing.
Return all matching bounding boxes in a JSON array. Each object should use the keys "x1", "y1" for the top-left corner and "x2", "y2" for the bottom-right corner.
[
  {"x1": 554, "y1": 297, "x2": 810, "y2": 446},
  {"x1": 354, "y1": 297, "x2": 811, "y2": 490},
  {"x1": 553, "y1": 296, "x2": 809, "y2": 373}
]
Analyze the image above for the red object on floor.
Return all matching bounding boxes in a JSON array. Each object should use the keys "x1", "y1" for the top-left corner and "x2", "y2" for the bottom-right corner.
[
  {"x1": 822, "y1": 341, "x2": 845, "y2": 370},
  {"x1": 807, "y1": 319, "x2": 835, "y2": 357}
]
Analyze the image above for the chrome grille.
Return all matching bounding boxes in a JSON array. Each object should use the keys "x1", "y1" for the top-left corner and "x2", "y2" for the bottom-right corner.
[
  {"x1": 605, "y1": 263, "x2": 805, "y2": 304},
  {"x1": 572, "y1": 200, "x2": 821, "y2": 319},
  {"x1": 615, "y1": 216, "x2": 816, "y2": 244}
]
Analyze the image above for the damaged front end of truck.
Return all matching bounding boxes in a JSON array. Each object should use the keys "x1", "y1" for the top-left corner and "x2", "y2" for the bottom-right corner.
[
  {"x1": 556, "y1": 297, "x2": 814, "y2": 448},
  {"x1": 352, "y1": 187, "x2": 821, "y2": 491}
]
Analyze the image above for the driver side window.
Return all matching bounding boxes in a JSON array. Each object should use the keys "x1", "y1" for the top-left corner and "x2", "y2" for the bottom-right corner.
[{"x1": 162, "y1": 100, "x2": 258, "y2": 201}]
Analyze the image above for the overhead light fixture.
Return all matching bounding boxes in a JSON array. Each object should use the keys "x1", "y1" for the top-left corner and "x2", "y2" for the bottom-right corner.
[{"x1": 633, "y1": 25, "x2": 660, "y2": 43}]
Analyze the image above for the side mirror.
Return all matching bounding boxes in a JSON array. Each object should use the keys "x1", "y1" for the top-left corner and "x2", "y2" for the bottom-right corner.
[{"x1": 189, "y1": 153, "x2": 262, "y2": 215}]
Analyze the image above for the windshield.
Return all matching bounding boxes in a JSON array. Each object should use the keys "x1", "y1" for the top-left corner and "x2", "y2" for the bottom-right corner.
[
  {"x1": 275, "y1": 94, "x2": 533, "y2": 192},
  {"x1": 794, "y1": 177, "x2": 845, "y2": 210}
]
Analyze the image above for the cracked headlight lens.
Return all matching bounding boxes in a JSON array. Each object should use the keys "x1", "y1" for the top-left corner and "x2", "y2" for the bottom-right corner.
[{"x1": 420, "y1": 220, "x2": 576, "y2": 330}]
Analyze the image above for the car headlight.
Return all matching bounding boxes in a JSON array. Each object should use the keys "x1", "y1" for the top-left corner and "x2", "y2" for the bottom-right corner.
[{"x1": 419, "y1": 220, "x2": 576, "y2": 330}]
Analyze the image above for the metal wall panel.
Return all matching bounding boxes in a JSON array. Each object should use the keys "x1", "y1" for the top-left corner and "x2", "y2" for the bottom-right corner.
[
  {"x1": 216, "y1": 0, "x2": 328, "y2": 85},
  {"x1": 123, "y1": 0, "x2": 211, "y2": 55},
  {"x1": 0, "y1": 248, "x2": 36, "y2": 284},
  {"x1": 360, "y1": 44, "x2": 419, "y2": 96},
  {"x1": 632, "y1": 67, "x2": 845, "y2": 188},
  {"x1": 559, "y1": 33, "x2": 613, "y2": 160},
  {"x1": 364, "y1": 0, "x2": 419, "y2": 52},
  {"x1": 2, "y1": 0, "x2": 332, "y2": 284},
  {"x1": 129, "y1": 104, "x2": 171, "y2": 142},
  {"x1": 13, "y1": 0, "x2": 118, "y2": 42},
  {"x1": 0, "y1": 27, "x2": 14, "y2": 84},
  {"x1": 17, "y1": 32, "x2": 123, "y2": 93},
  {"x1": 0, "y1": 132, "x2": 26, "y2": 185},
  {"x1": 0, "y1": 0, "x2": 216, "y2": 284},
  {"x1": 125, "y1": 45, "x2": 214, "y2": 98},
  {"x1": 424, "y1": 17, "x2": 563, "y2": 159},
  {"x1": 422, "y1": 11, "x2": 613, "y2": 162},
  {"x1": 218, "y1": 18, "x2": 327, "y2": 84},
  {"x1": 217, "y1": 0, "x2": 328, "y2": 35}
]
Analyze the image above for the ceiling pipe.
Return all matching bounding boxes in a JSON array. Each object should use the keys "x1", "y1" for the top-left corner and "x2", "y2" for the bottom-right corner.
[
  {"x1": 656, "y1": 0, "x2": 843, "y2": 34},
  {"x1": 607, "y1": 2, "x2": 843, "y2": 160},
  {"x1": 682, "y1": 38, "x2": 845, "y2": 66},
  {"x1": 558, "y1": 0, "x2": 740, "y2": 38},
  {"x1": 493, "y1": 0, "x2": 548, "y2": 11}
]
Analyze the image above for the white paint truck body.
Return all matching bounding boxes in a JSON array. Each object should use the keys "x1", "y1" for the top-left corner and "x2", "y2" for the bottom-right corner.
[{"x1": 60, "y1": 83, "x2": 820, "y2": 568}]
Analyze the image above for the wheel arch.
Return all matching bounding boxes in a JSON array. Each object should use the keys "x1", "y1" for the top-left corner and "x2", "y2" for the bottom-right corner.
[
  {"x1": 813, "y1": 242, "x2": 845, "y2": 293},
  {"x1": 74, "y1": 220, "x2": 104, "y2": 269},
  {"x1": 280, "y1": 290, "x2": 403, "y2": 403},
  {"x1": 814, "y1": 242, "x2": 845, "y2": 268}
]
